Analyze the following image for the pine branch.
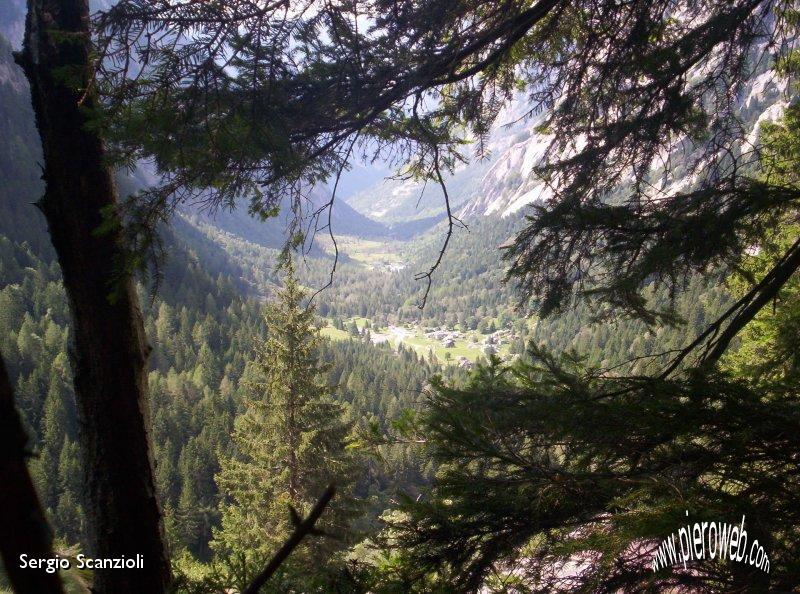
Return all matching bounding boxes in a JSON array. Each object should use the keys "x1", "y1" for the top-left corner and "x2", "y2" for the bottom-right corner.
[
  {"x1": 702, "y1": 236, "x2": 800, "y2": 364},
  {"x1": 242, "y1": 484, "x2": 336, "y2": 594}
]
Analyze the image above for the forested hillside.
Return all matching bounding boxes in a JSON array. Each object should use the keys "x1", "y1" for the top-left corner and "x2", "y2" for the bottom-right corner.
[
  {"x1": 2, "y1": 1, "x2": 799, "y2": 593},
  {"x1": 1, "y1": 23, "x2": 732, "y2": 578},
  {"x1": 0, "y1": 33, "x2": 443, "y2": 586}
]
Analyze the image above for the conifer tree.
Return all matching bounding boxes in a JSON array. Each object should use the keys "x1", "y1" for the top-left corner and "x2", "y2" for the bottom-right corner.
[{"x1": 213, "y1": 260, "x2": 359, "y2": 585}]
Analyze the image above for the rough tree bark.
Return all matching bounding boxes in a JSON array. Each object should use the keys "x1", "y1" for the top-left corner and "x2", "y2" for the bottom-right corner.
[
  {"x1": 13, "y1": 1, "x2": 171, "y2": 592},
  {"x1": 0, "y1": 352, "x2": 65, "y2": 594}
]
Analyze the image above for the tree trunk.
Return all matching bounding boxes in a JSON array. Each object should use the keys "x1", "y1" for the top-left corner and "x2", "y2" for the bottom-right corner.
[
  {"x1": 14, "y1": 1, "x2": 171, "y2": 592},
  {"x1": 0, "y1": 352, "x2": 65, "y2": 594}
]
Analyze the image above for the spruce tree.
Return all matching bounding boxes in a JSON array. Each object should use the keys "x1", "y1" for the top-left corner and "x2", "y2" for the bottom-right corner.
[{"x1": 212, "y1": 261, "x2": 359, "y2": 584}]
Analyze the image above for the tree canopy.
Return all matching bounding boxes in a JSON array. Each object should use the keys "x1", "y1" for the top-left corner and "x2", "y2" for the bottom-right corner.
[
  {"x1": 93, "y1": 0, "x2": 798, "y2": 313},
  {"x1": 371, "y1": 46, "x2": 800, "y2": 593}
]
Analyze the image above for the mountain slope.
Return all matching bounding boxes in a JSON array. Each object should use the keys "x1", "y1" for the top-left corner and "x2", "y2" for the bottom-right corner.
[
  {"x1": 459, "y1": 60, "x2": 786, "y2": 218},
  {"x1": 182, "y1": 186, "x2": 393, "y2": 251},
  {"x1": 344, "y1": 54, "x2": 787, "y2": 224},
  {"x1": 0, "y1": 35, "x2": 49, "y2": 255},
  {"x1": 341, "y1": 99, "x2": 540, "y2": 223},
  {"x1": 0, "y1": 0, "x2": 24, "y2": 47}
]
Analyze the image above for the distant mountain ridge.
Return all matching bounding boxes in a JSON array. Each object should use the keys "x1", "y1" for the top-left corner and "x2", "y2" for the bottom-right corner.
[
  {"x1": 0, "y1": 3, "x2": 397, "y2": 255},
  {"x1": 341, "y1": 99, "x2": 540, "y2": 223},
  {"x1": 1, "y1": 0, "x2": 788, "y2": 252},
  {"x1": 180, "y1": 186, "x2": 395, "y2": 251}
]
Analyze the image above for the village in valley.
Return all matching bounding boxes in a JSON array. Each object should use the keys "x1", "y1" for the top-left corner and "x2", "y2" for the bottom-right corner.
[{"x1": 321, "y1": 316, "x2": 528, "y2": 368}]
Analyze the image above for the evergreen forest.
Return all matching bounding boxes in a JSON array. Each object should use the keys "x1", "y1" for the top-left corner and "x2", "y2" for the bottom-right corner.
[{"x1": 1, "y1": 1, "x2": 799, "y2": 593}]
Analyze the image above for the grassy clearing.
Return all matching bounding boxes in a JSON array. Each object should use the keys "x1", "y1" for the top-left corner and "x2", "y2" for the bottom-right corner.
[
  {"x1": 352, "y1": 316, "x2": 372, "y2": 329},
  {"x1": 322, "y1": 317, "x2": 515, "y2": 365},
  {"x1": 315, "y1": 235, "x2": 407, "y2": 268},
  {"x1": 319, "y1": 325, "x2": 350, "y2": 340}
]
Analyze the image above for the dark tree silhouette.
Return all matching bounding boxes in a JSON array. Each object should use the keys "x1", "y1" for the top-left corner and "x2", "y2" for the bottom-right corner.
[
  {"x1": 14, "y1": 1, "x2": 171, "y2": 592},
  {"x1": 0, "y1": 352, "x2": 64, "y2": 594}
]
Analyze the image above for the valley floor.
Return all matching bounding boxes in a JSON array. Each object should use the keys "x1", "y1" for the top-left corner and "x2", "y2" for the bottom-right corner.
[{"x1": 321, "y1": 316, "x2": 522, "y2": 367}]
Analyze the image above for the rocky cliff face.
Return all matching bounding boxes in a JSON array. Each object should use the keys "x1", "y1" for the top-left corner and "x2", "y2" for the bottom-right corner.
[
  {"x1": 0, "y1": 0, "x2": 24, "y2": 48},
  {"x1": 346, "y1": 50, "x2": 789, "y2": 225},
  {"x1": 459, "y1": 58, "x2": 787, "y2": 219}
]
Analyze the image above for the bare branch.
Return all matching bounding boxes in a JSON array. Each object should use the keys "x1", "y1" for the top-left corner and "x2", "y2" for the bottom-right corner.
[
  {"x1": 661, "y1": 236, "x2": 800, "y2": 376},
  {"x1": 414, "y1": 147, "x2": 468, "y2": 309},
  {"x1": 242, "y1": 484, "x2": 336, "y2": 594},
  {"x1": 307, "y1": 135, "x2": 359, "y2": 307}
]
